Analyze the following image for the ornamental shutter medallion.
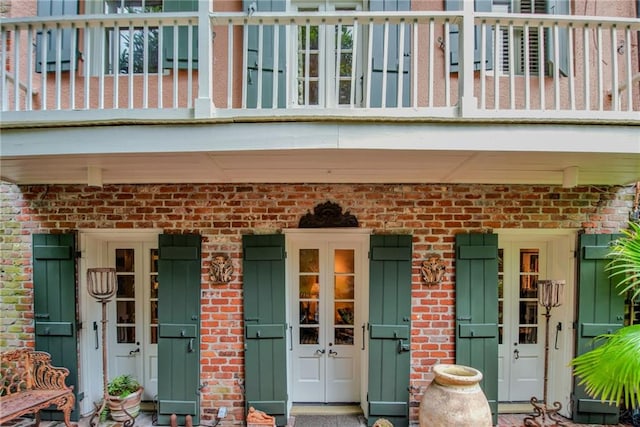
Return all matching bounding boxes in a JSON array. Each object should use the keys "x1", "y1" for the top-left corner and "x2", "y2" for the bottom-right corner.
[
  {"x1": 243, "y1": 0, "x2": 287, "y2": 108},
  {"x1": 367, "y1": 235, "x2": 412, "y2": 427},
  {"x1": 33, "y1": 233, "x2": 80, "y2": 421},
  {"x1": 242, "y1": 234, "x2": 288, "y2": 426},
  {"x1": 369, "y1": 0, "x2": 412, "y2": 107},
  {"x1": 36, "y1": 0, "x2": 78, "y2": 73},
  {"x1": 572, "y1": 234, "x2": 624, "y2": 424},
  {"x1": 157, "y1": 234, "x2": 201, "y2": 425},
  {"x1": 454, "y1": 233, "x2": 498, "y2": 425},
  {"x1": 162, "y1": 0, "x2": 199, "y2": 70}
]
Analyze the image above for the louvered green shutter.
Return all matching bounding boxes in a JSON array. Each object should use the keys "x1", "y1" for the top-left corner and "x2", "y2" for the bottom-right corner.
[
  {"x1": 242, "y1": 234, "x2": 288, "y2": 426},
  {"x1": 157, "y1": 234, "x2": 201, "y2": 425},
  {"x1": 162, "y1": 0, "x2": 198, "y2": 70},
  {"x1": 369, "y1": 0, "x2": 411, "y2": 107},
  {"x1": 367, "y1": 235, "x2": 412, "y2": 427},
  {"x1": 455, "y1": 233, "x2": 498, "y2": 425},
  {"x1": 446, "y1": 0, "x2": 493, "y2": 73},
  {"x1": 572, "y1": 234, "x2": 624, "y2": 424},
  {"x1": 35, "y1": 0, "x2": 78, "y2": 73},
  {"x1": 244, "y1": 0, "x2": 286, "y2": 108},
  {"x1": 33, "y1": 233, "x2": 80, "y2": 421},
  {"x1": 545, "y1": 0, "x2": 570, "y2": 76}
]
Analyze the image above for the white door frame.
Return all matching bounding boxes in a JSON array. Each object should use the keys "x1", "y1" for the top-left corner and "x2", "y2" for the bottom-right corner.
[
  {"x1": 78, "y1": 229, "x2": 161, "y2": 416},
  {"x1": 496, "y1": 229, "x2": 577, "y2": 417},
  {"x1": 284, "y1": 229, "x2": 370, "y2": 416}
]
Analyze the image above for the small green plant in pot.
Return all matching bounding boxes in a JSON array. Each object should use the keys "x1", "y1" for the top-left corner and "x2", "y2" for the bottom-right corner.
[{"x1": 106, "y1": 374, "x2": 144, "y2": 421}]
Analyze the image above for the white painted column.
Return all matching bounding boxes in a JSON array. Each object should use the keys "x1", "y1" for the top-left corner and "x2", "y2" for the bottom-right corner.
[
  {"x1": 458, "y1": 0, "x2": 478, "y2": 117},
  {"x1": 195, "y1": 0, "x2": 214, "y2": 118}
]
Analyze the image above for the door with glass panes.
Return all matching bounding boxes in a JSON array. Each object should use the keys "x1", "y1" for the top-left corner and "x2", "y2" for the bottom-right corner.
[
  {"x1": 498, "y1": 242, "x2": 545, "y2": 401},
  {"x1": 107, "y1": 242, "x2": 159, "y2": 400},
  {"x1": 292, "y1": 0, "x2": 363, "y2": 108},
  {"x1": 289, "y1": 235, "x2": 366, "y2": 403}
]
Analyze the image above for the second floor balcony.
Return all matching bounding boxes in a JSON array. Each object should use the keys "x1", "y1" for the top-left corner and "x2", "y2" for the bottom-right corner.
[{"x1": 1, "y1": 3, "x2": 639, "y2": 126}]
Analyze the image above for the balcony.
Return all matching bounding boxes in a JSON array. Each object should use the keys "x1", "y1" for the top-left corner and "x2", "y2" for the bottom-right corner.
[{"x1": 1, "y1": 7, "x2": 639, "y2": 126}]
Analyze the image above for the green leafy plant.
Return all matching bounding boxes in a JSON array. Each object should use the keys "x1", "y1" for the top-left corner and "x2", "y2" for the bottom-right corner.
[
  {"x1": 571, "y1": 221, "x2": 640, "y2": 409},
  {"x1": 607, "y1": 221, "x2": 640, "y2": 302},
  {"x1": 107, "y1": 374, "x2": 140, "y2": 398}
]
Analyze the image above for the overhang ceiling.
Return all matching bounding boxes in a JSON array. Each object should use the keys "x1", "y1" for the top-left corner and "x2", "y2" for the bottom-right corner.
[
  {"x1": 1, "y1": 121, "x2": 638, "y2": 186},
  {"x1": 2, "y1": 150, "x2": 638, "y2": 186}
]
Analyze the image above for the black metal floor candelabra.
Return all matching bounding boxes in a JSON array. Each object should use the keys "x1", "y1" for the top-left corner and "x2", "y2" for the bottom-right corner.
[{"x1": 524, "y1": 280, "x2": 567, "y2": 427}]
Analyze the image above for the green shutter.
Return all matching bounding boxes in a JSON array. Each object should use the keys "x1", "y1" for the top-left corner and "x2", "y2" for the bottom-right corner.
[
  {"x1": 162, "y1": 0, "x2": 198, "y2": 70},
  {"x1": 244, "y1": 0, "x2": 286, "y2": 108},
  {"x1": 545, "y1": 0, "x2": 570, "y2": 76},
  {"x1": 368, "y1": 235, "x2": 412, "y2": 427},
  {"x1": 446, "y1": 0, "x2": 494, "y2": 73},
  {"x1": 35, "y1": 0, "x2": 78, "y2": 73},
  {"x1": 369, "y1": 0, "x2": 411, "y2": 108},
  {"x1": 242, "y1": 234, "x2": 288, "y2": 426},
  {"x1": 455, "y1": 233, "x2": 498, "y2": 425},
  {"x1": 157, "y1": 234, "x2": 201, "y2": 425},
  {"x1": 572, "y1": 234, "x2": 624, "y2": 424},
  {"x1": 33, "y1": 233, "x2": 80, "y2": 421}
]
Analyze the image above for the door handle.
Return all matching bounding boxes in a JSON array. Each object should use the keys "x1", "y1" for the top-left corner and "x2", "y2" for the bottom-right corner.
[
  {"x1": 315, "y1": 348, "x2": 325, "y2": 356},
  {"x1": 513, "y1": 349, "x2": 520, "y2": 360},
  {"x1": 328, "y1": 349, "x2": 338, "y2": 357},
  {"x1": 129, "y1": 348, "x2": 140, "y2": 356},
  {"x1": 188, "y1": 338, "x2": 194, "y2": 353}
]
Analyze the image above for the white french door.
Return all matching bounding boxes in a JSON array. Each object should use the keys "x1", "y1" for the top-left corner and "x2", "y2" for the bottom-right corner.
[
  {"x1": 498, "y1": 241, "x2": 546, "y2": 401},
  {"x1": 292, "y1": 1, "x2": 363, "y2": 108},
  {"x1": 107, "y1": 242, "x2": 158, "y2": 401},
  {"x1": 289, "y1": 233, "x2": 367, "y2": 403}
]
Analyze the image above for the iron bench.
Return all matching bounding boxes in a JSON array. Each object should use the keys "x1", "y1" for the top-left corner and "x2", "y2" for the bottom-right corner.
[{"x1": 0, "y1": 349, "x2": 75, "y2": 427}]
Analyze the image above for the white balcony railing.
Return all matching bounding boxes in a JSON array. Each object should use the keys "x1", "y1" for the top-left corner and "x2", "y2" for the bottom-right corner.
[{"x1": 1, "y1": 8, "x2": 639, "y2": 124}]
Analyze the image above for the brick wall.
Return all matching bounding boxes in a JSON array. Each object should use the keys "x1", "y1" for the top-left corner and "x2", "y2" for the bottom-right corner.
[{"x1": 0, "y1": 182, "x2": 634, "y2": 424}]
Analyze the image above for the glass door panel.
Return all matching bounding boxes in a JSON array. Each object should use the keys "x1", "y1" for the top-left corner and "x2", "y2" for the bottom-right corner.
[
  {"x1": 333, "y1": 249, "x2": 354, "y2": 345},
  {"x1": 150, "y1": 248, "x2": 159, "y2": 344},
  {"x1": 519, "y1": 250, "x2": 539, "y2": 344},
  {"x1": 299, "y1": 249, "x2": 320, "y2": 345},
  {"x1": 115, "y1": 248, "x2": 136, "y2": 343}
]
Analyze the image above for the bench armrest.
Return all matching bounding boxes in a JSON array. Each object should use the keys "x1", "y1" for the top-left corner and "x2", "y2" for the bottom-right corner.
[{"x1": 30, "y1": 351, "x2": 72, "y2": 391}]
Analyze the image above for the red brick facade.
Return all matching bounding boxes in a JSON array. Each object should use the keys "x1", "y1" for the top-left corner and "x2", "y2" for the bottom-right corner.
[{"x1": 0, "y1": 182, "x2": 634, "y2": 424}]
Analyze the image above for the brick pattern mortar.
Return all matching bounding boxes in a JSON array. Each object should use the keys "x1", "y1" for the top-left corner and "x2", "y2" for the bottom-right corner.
[{"x1": 0, "y1": 182, "x2": 634, "y2": 425}]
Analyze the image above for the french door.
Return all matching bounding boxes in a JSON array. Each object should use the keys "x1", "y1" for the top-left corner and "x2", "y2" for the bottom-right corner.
[
  {"x1": 498, "y1": 241, "x2": 546, "y2": 401},
  {"x1": 107, "y1": 242, "x2": 158, "y2": 400},
  {"x1": 292, "y1": 0, "x2": 363, "y2": 108},
  {"x1": 289, "y1": 233, "x2": 367, "y2": 403}
]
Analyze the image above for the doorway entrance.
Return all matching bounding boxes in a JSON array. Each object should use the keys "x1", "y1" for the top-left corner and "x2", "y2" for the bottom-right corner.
[
  {"x1": 287, "y1": 231, "x2": 368, "y2": 404},
  {"x1": 79, "y1": 230, "x2": 161, "y2": 414},
  {"x1": 496, "y1": 231, "x2": 575, "y2": 411}
]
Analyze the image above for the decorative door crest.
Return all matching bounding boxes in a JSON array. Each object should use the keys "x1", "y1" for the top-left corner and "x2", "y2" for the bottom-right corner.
[{"x1": 299, "y1": 201, "x2": 359, "y2": 228}]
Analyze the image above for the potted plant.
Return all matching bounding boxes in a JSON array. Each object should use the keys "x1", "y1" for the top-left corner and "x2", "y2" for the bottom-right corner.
[
  {"x1": 571, "y1": 221, "x2": 640, "y2": 418},
  {"x1": 106, "y1": 374, "x2": 144, "y2": 421}
]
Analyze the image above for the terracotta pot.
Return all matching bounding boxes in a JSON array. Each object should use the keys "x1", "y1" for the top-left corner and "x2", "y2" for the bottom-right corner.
[
  {"x1": 107, "y1": 387, "x2": 144, "y2": 421},
  {"x1": 419, "y1": 364, "x2": 492, "y2": 427}
]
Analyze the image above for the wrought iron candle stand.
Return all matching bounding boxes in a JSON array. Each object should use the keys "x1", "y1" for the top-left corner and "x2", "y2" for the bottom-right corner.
[
  {"x1": 86, "y1": 268, "x2": 121, "y2": 427},
  {"x1": 524, "y1": 280, "x2": 567, "y2": 427}
]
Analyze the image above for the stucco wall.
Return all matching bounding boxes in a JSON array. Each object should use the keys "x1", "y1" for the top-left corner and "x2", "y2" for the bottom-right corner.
[
  {"x1": 0, "y1": 181, "x2": 635, "y2": 424},
  {"x1": 5, "y1": 0, "x2": 638, "y2": 112}
]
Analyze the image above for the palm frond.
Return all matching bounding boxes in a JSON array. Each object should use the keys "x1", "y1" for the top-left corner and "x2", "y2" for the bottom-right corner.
[
  {"x1": 606, "y1": 221, "x2": 640, "y2": 301},
  {"x1": 571, "y1": 324, "x2": 640, "y2": 408}
]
